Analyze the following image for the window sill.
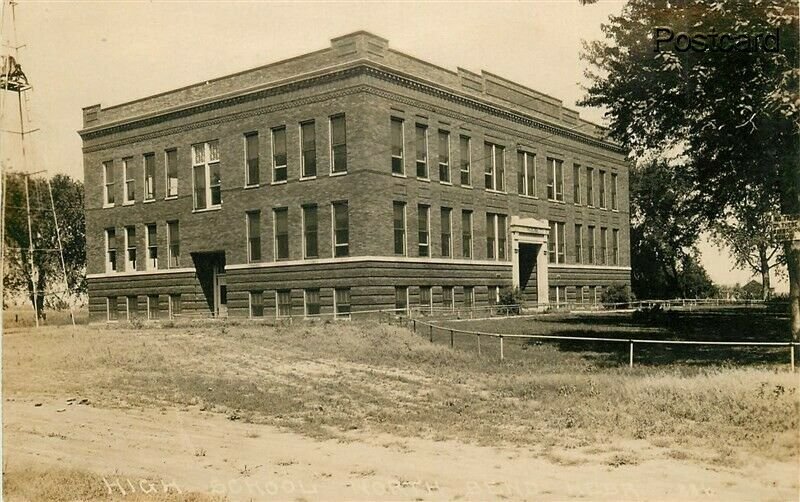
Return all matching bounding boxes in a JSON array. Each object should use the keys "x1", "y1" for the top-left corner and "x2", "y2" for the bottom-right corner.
[
  {"x1": 143, "y1": 199, "x2": 156, "y2": 204},
  {"x1": 103, "y1": 204, "x2": 115, "y2": 209},
  {"x1": 485, "y1": 189, "x2": 507, "y2": 195},
  {"x1": 299, "y1": 176, "x2": 317, "y2": 182},
  {"x1": 460, "y1": 185, "x2": 473, "y2": 190},
  {"x1": 164, "y1": 196, "x2": 178, "y2": 201},
  {"x1": 391, "y1": 172, "x2": 407, "y2": 178},
  {"x1": 547, "y1": 199, "x2": 566, "y2": 204},
  {"x1": 519, "y1": 194, "x2": 538, "y2": 200},
  {"x1": 122, "y1": 201, "x2": 135, "y2": 206},
  {"x1": 329, "y1": 171, "x2": 348, "y2": 177},
  {"x1": 439, "y1": 181, "x2": 453, "y2": 186},
  {"x1": 271, "y1": 180, "x2": 288, "y2": 186},
  {"x1": 192, "y1": 206, "x2": 222, "y2": 214},
  {"x1": 417, "y1": 177, "x2": 431, "y2": 182},
  {"x1": 243, "y1": 184, "x2": 260, "y2": 190}
]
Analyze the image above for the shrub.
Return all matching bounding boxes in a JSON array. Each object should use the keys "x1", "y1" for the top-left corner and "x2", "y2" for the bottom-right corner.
[
  {"x1": 498, "y1": 287, "x2": 525, "y2": 314},
  {"x1": 601, "y1": 284, "x2": 633, "y2": 308},
  {"x1": 765, "y1": 294, "x2": 790, "y2": 314}
]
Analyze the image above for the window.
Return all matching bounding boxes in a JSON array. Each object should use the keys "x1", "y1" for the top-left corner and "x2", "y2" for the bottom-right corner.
[
  {"x1": 147, "y1": 295, "x2": 159, "y2": 320},
  {"x1": 105, "y1": 228, "x2": 117, "y2": 273},
  {"x1": 107, "y1": 297, "x2": 118, "y2": 321},
  {"x1": 419, "y1": 286, "x2": 432, "y2": 311},
  {"x1": 442, "y1": 286, "x2": 454, "y2": 310},
  {"x1": 332, "y1": 201, "x2": 349, "y2": 257},
  {"x1": 393, "y1": 201, "x2": 406, "y2": 255},
  {"x1": 612, "y1": 229, "x2": 620, "y2": 265},
  {"x1": 395, "y1": 286, "x2": 408, "y2": 314},
  {"x1": 245, "y1": 132, "x2": 260, "y2": 186},
  {"x1": 587, "y1": 225, "x2": 596, "y2": 264},
  {"x1": 600, "y1": 227, "x2": 608, "y2": 265},
  {"x1": 461, "y1": 210, "x2": 473, "y2": 258},
  {"x1": 548, "y1": 221, "x2": 566, "y2": 264},
  {"x1": 574, "y1": 224, "x2": 584, "y2": 264},
  {"x1": 391, "y1": 117, "x2": 404, "y2": 175},
  {"x1": 415, "y1": 124, "x2": 428, "y2": 178},
  {"x1": 418, "y1": 204, "x2": 430, "y2": 257},
  {"x1": 169, "y1": 294, "x2": 181, "y2": 318},
  {"x1": 274, "y1": 208, "x2": 289, "y2": 260},
  {"x1": 547, "y1": 157, "x2": 564, "y2": 201},
  {"x1": 463, "y1": 286, "x2": 474, "y2": 307},
  {"x1": 277, "y1": 290, "x2": 292, "y2": 317},
  {"x1": 300, "y1": 121, "x2": 316, "y2": 178},
  {"x1": 246, "y1": 211, "x2": 261, "y2": 263},
  {"x1": 459, "y1": 135, "x2": 471, "y2": 186},
  {"x1": 123, "y1": 158, "x2": 135, "y2": 203},
  {"x1": 438, "y1": 130, "x2": 450, "y2": 183},
  {"x1": 488, "y1": 286, "x2": 499, "y2": 306},
  {"x1": 611, "y1": 173, "x2": 618, "y2": 210},
  {"x1": 586, "y1": 167, "x2": 594, "y2": 207},
  {"x1": 305, "y1": 289, "x2": 321, "y2": 317},
  {"x1": 167, "y1": 220, "x2": 180, "y2": 268},
  {"x1": 334, "y1": 288, "x2": 351, "y2": 319},
  {"x1": 165, "y1": 149, "x2": 178, "y2": 198},
  {"x1": 486, "y1": 213, "x2": 507, "y2": 260},
  {"x1": 125, "y1": 226, "x2": 137, "y2": 271},
  {"x1": 302, "y1": 204, "x2": 318, "y2": 258},
  {"x1": 146, "y1": 223, "x2": 158, "y2": 270},
  {"x1": 144, "y1": 153, "x2": 155, "y2": 201},
  {"x1": 330, "y1": 114, "x2": 347, "y2": 174},
  {"x1": 599, "y1": 170, "x2": 607, "y2": 209},
  {"x1": 103, "y1": 161, "x2": 115, "y2": 206},
  {"x1": 126, "y1": 296, "x2": 138, "y2": 320},
  {"x1": 484, "y1": 142, "x2": 504, "y2": 191},
  {"x1": 440, "y1": 207, "x2": 452, "y2": 257},
  {"x1": 573, "y1": 164, "x2": 582, "y2": 204},
  {"x1": 250, "y1": 291, "x2": 264, "y2": 318},
  {"x1": 192, "y1": 140, "x2": 221, "y2": 209},
  {"x1": 581, "y1": 286, "x2": 589, "y2": 305},
  {"x1": 272, "y1": 127, "x2": 287, "y2": 183},
  {"x1": 517, "y1": 151, "x2": 536, "y2": 197}
]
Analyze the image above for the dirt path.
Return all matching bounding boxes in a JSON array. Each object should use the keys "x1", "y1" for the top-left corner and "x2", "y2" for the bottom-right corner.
[{"x1": 4, "y1": 397, "x2": 797, "y2": 501}]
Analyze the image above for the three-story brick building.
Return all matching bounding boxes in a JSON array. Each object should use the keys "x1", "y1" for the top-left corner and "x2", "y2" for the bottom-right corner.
[{"x1": 80, "y1": 31, "x2": 631, "y2": 321}]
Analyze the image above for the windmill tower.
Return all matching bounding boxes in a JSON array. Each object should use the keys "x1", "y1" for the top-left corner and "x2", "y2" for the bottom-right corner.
[{"x1": 1, "y1": 0, "x2": 75, "y2": 326}]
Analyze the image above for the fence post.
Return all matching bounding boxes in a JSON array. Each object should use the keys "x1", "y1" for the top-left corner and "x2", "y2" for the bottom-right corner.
[
  {"x1": 629, "y1": 340, "x2": 634, "y2": 368},
  {"x1": 791, "y1": 343, "x2": 796, "y2": 372},
  {"x1": 429, "y1": 324, "x2": 433, "y2": 343},
  {"x1": 477, "y1": 333, "x2": 481, "y2": 356},
  {"x1": 413, "y1": 319, "x2": 416, "y2": 333},
  {"x1": 450, "y1": 329, "x2": 454, "y2": 348},
  {"x1": 500, "y1": 335, "x2": 504, "y2": 361}
]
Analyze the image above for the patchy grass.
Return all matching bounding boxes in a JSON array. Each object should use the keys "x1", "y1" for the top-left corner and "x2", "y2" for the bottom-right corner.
[{"x1": 3, "y1": 315, "x2": 798, "y2": 467}]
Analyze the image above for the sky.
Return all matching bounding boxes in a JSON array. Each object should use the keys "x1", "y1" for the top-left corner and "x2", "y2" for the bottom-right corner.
[{"x1": 1, "y1": 0, "x2": 787, "y2": 292}]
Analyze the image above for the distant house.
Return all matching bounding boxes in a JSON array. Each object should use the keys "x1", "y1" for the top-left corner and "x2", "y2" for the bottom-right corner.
[{"x1": 740, "y1": 280, "x2": 764, "y2": 299}]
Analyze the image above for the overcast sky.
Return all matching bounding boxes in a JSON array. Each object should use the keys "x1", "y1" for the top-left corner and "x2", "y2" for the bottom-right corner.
[{"x1": 1, "y1": 0, "x2": 786, "y2": 292}]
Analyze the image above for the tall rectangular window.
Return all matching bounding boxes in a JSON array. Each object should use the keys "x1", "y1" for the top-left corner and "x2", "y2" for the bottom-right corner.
[
  {"x1": 586, "y1": 167, "x2": 594, "y2": 207},
  {"x1": 246, "y1": 211, "x2": 261, "y2": 263},
  {"x1": 611, "y1": 173, "x2": 618, "y2": 210},
  {"x1": 517, "y1": 151, "x2": 536, "y2": 197},
  {"x1": 459, "y1": 135, "x2": 471, "y2": 186},
  {"x1": 393, "y1": 201, "x2": 406, "y2": 255},
  {"x1": 274, "y1": 208, "x2": 289, "y2": 260},
  {"x1": 126, "y1": 296, "x2": 138, "y2": 320},
  {"x1": 442, "y1": 286, "x2": 454, "y2": 310},
  {"x1": 484, "y1": 142, "x2": 504, "y2": 191},
  {"x1": 272, "y1": 126, "x2": 287, "y2": 183},
  {"x1": 461, "y1": 210, "x2": 473, "y2": 258},
  {"x1": 599, "y1": 170, "x2": 607, "y2": 209},
  {"x1": 330, "y1": 114, "x2": 347, "y2": 174},
  {"x1": 125, "y1": 226, "x2": 137, "y2": 271},
  {"x1": 245, "y1": 132, "x2": 260, "y2": 186},
  {"x1": 123, "y1": 158, "x2": 135, "y2": 203},
  {"x1": 165, "y1": 149, "x2": 178, "y2": 198},
  {"x1": 302, "y1": 204, "x2": 318, "y2": 258},
  {"x1": 548, "y1": 221, "x2": 566, "y2": 264},
  {"x1": 335, "y1": 288, "x2": 351, "y2": 319},
  {"x1": 463, "y1": 286, "x2": 474, "y2": 307},
  {"x1": 395, "y1": 286, "x2": 408, "y2": 314},
  {"x1": 391, "y1": 117, "x2": 404, "y2": 175},
  {"x1": 497, "y1": 214, "x2": 507, "y2": 260},
  {"x1": 105, "y1": 228, "x2": 117, "y2": 273},
  {"x1": 587, "y1": 225, "x2": 596, "y2": 264},
  {"x1": 485, "y1": 213, "x2": 507, "y2": 260},
  {"x1": 419, "y1": 286, "x2": 432, "y2": 311},
  {"x1": 107, "y1": 297, "x2": 118, "y2": 321},
  {"x1": 488, "y1": 286, "x2": 499, "y2": 306},
  {"x1": 169, "y1": 294, "x2": 181, "y2": 318},
  {"x1": 144, "y1": 153, "x2": 155, "y2": 201},
  {"x1": 440, "y1": 207, "x2": 452, "y2": 257},
  {"x1": 612, "y1": 229, "x2": 620, "y2": 265},
  {"x1": 103, "y1": 161, "x2": 115, "y2": 206},
  {"x1": 438, "y1": 130, "x2": 450, "y2": 183},
  {"x1": 600, "y1": 227, "x2": 608, "y2": 265},
  {"x1": 192, "y1": 140, "x2": 220, "y2": 209},
  {"x1": 299, "y1": 121, "x2": 316, "y2": 178},
  {"x1": 418, "y1": 204, "x2": 430, "y2": 257},
  {"x1": 486, "y1": 213, "x2": 496, "y2": 259},
  {"x1": 573, "y1": 164, "x2": 582, "y2": 204},
  {"x1": 277, "y1": 290, "x2": 292, "y2": 317},
  {"x1": 547, "y1": 158, "x2": 564, "y2": 201},
  {"x1": 147, "y1": 295, "x2": 159, "y2": 320},
  {"x1": 332, "y1": 201, "x2": 349, "y2": 257},
  {"x1": 250, "y1": 291, "x2": 264, "y2": 318},
  {"x1": 304, "y1": 289, "x2": 321, "y2": 317},
  {"x1": 167, "y1": 220, "x2": 180, "y2": 268},
  {"x1": 415, "y1": 124, "x2": 428, "y2": 178},
  {"x1": 146, "y1": 223, "x2": 158, "y2": 270},
  {"x1": 574, "y1": 224, "x2": 584, "y2": 264}
]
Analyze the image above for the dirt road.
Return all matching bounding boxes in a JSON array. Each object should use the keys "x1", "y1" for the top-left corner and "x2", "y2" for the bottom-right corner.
[{"x1": 4, "y1": 396, "x2": 797, "y2": 501}]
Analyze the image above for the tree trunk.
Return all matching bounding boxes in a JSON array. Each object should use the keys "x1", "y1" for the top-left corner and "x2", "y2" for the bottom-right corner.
[
  {"x1": 785, "y1": 239, "x2": 800, "y2": 342},
  {"x1": 759, "y1": 245, "x2": 771, "y2": 300}
]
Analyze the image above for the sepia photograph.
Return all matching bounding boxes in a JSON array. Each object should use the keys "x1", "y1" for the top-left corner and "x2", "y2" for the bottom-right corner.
[{"x1": 1, "y1": 0, "x2": 798, "y2": 500}]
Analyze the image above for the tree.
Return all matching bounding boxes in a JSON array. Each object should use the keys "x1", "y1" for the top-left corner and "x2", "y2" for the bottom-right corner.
[
  {"x1": 580, "y1": 0, "x2": 799, "y2": 339},
  {"x1": 3, "y1": 174, "x2": 86, "y2": 317}
]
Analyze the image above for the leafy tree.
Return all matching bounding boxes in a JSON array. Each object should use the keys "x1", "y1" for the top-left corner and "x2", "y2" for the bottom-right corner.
[
  {"x1": 580, "y1": 0, "x2": 799, "y2": 339},
  {"x1": 3, "y1": 174, "x2": 85, "y2": 318}
]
